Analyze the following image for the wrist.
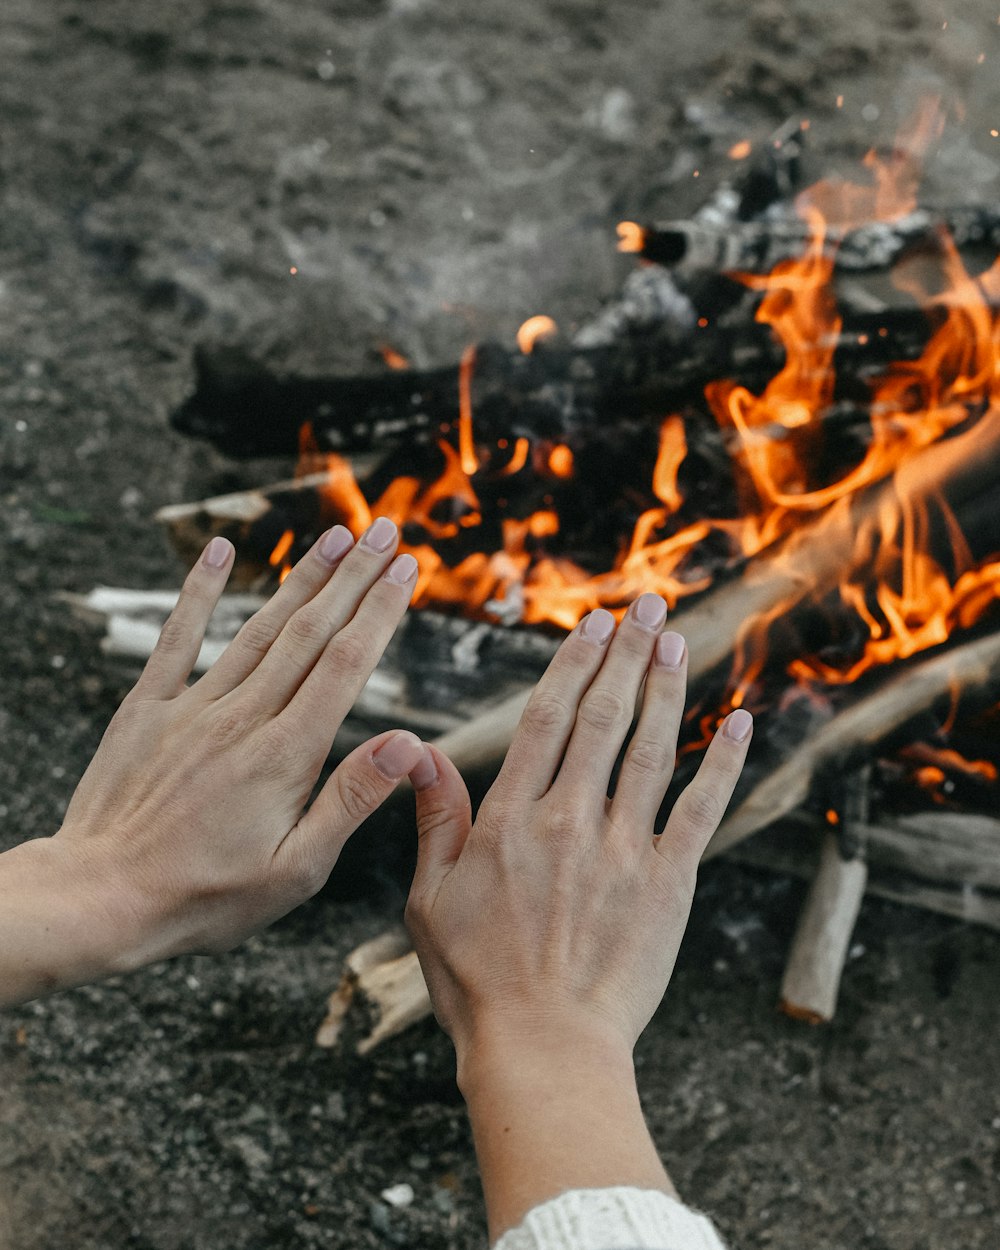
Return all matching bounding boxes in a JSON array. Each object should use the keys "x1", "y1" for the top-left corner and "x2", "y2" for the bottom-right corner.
[
  {"x1": 456, "y1": 1013, "x2": 636, "y2": 1103},
  {"x1": 0, "y1": 835, "x2": 157, "y2": 1006}
]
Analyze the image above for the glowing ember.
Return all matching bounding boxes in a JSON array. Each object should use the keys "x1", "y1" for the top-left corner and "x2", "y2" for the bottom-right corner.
[
  {"x1": 516, "y1": 315, "x2": 559, "y2": 354},
  {"x1": 379, "y1": 344, "x2": 411, "y2": 370},
  {"x1": 728, "y1": 139, "x2": 753, "y2": 160},
  {"x1": 616, "y1": 221, "x2": 646, "y2": 253}
]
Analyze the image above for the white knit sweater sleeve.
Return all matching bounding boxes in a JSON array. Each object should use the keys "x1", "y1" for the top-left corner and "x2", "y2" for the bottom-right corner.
[{"x1": 492, "y1": 1186, "x2": 727, "y2": 1250}]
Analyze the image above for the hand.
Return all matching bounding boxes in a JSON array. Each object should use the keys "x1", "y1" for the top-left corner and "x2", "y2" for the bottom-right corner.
[
  {"x1": 1, "y1": 518, "x2": 427, "y2": 1005},
  {"x1": 404, "y1": 595, "x2": 752, "y2": 1237}
]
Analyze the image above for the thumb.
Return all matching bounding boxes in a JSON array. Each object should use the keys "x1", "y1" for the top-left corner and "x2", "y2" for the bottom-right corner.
[
  {"x1": 410, "y1": 744, "x2": 473, "y2": 897},
  {"x1": 289, "y1": 731, "x2": 426, "y2": 881}
]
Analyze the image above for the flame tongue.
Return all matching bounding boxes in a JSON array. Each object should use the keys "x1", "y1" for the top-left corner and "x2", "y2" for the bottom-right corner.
[{"x1": 292, "y1": 100, "x2": 999, "y2": 728}]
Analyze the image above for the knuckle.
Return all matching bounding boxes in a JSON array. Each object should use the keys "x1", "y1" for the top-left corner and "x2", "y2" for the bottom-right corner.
[
  {"x1": 334, "y1": 767, "x2": 383, "y2": 824},
  {"x1": 578, "y1": 687, "x2": 629, "y2": 735},
  {"x1": 154, "y1": 613, "x2": 191, "y2": 655},
  {"x1": 677, "y1": 783, "x2": 724, "y2": 834},
  {"x1": 625, "y1": 737, "x2": 670, "y2": 780},
  {"x1": 236, "y1": 612, "x2": 282, "y2": 657},
  {"x1": 328, "y1": 630, "x2": 373, "y2": 675},
  {"x1": 281, "y1": 844, "x2": 330, "y2": 901},
  {"x1": 544, "y1": 803, "x2": 582, "y2": 843},
  {"x1": 284, "y1": 607, "x2": 328, "y2": 651},
  {"x1": 521, "y1": 691, "x2": 570, "y2": 737},
  {"x1": 207, "y1": 707, "x2": 250, "y2": 754}
]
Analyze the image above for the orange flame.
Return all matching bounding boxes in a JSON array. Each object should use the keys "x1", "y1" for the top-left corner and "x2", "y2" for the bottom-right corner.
[
  {"x1": 458, "y1": 344, "x2": 479, "y2": 477},
  {"x1": 281, "y1": 99, "x2": 998, "y2": 738}
]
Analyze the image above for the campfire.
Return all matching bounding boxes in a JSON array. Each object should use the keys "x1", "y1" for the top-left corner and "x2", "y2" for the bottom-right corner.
[{"x1": 76, "y1": 103, "x2": 1000, "y2": 1040}]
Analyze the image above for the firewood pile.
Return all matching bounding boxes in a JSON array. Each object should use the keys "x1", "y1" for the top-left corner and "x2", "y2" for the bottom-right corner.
[{"x1": 72, "y1": 109, "x2": 1000, "y2": 1044}]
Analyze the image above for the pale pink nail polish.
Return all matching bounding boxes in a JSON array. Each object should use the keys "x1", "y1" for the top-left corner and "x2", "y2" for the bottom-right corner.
[
  {"x1": 409, "y1": 746, "x2": 439, "y2": 791},
  {"x1": 202, "y1": 536, "x2": 233, "y2": 569},
  {"x1": 579, "y1": 608, "x2": 615, "y2": 646},
  {"x1": 384, "y1": 553, "x2": 418, "y2": 585},
  {"x1": 361, "y1": 516, "x2": 397, "y2": 553},
  {"x1": 372, "y1": 731, "x2": 423, "y2": 780},
  {"x1": 723, "y1": 709, "x2": 753, "y2": 742},
  {"x1": 317, "y1": 525, "x2": 354, "y2": 565},
  {"x1": 655, "y1": 631, "x2": 686, "y2": 669},
  {"x1": 632, "y1": 592, "x2": 667, "y2": 630}
]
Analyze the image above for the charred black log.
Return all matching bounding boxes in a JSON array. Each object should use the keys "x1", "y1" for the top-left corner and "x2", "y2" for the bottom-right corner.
[
  {"x1": 629, "y1": 206, "x2": 1000, "y2": 273},
  {"x1": 171, "y1": 305, "x2": 968, "y2": 460}
]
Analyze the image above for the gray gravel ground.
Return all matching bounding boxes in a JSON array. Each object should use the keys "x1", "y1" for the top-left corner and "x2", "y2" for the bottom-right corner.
[{"x1": 1, "y1": 2, "x2": 999, "y2": 1247}]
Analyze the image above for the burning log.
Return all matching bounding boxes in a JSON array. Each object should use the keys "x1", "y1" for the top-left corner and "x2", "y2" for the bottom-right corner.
[
  {"x1": 170, "y1": 305, "x2": 961, "y2": 460},
  {"x1": 433, "y1": 409, "x2": 1000, "y2": 774},
  {"x1": 624, "y1": 205, "x2": 1000, "y2": 274},
  {"x1": 706, "y1": 626, "x2": 1000, "y2": 860}
]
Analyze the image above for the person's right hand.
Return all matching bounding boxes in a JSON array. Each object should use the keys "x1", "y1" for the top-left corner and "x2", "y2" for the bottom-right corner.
[
  {"x1": 404, "y1": 596, "x2": 752, "y2": 1239},
  {"x1": 406, "y1": 594, "x2": 752, "y2": 1063}
]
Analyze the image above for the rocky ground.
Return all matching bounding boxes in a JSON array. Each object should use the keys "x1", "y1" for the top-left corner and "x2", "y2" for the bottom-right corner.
[{"x1": 1, "y1": 1, "x2": 999, "y2": 1247}]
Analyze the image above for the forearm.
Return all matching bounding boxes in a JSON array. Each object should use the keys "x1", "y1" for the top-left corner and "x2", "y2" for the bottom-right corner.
[
  {"x1": 458, "y1": 1027, "x2": 675, "y2": 1244},
  {"x1": 0, "y1": 837, "x2": 140, "y2": 1007}
]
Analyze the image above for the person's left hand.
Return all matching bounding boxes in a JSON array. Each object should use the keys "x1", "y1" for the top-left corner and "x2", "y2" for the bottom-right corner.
[{"x1": 39, "y1": 519, "x2": 426, "y2": 982}]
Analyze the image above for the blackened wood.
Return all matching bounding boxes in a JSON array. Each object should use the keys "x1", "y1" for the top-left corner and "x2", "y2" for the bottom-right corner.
[
  {"x1": 634, "y1": 206, "x2": 1000, "y2": 273},
  {"x1": 171, "y1": 305, "x2": 962, "y2": 460}
]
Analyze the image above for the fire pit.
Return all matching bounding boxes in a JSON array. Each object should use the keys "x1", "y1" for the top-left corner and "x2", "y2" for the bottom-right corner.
[{"x1": 76, "y1": 103, "x2": 1000, "y2": 1035}]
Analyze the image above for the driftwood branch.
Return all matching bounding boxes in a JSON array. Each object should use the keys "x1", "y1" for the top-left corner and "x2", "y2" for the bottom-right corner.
[{"x1": 315, "y1": 929, "x2": 430, "y2": 1056}]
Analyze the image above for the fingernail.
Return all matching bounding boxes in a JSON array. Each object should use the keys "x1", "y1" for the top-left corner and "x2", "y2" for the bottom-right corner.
[
  {"x1": 372, "y1": 731, "x2": 424, "y2": 780},
  {"x1": 579, "y1": 608, "x2": 615, "y2": 646},
  {"x1": 202, "y1": 536, "x2": 233, "y2": 569},
  {"x1": 384, "y1": 553, "x2": 418, "y2": 585},
  {"x1": 723, "y1": 709, "x2": 754, "y2": 742},
  {"x1": 409, "y1": 746, "x2": 439, "y2": 791},
  {"x1": 360, "y1": 516, "x2": 397, "y2": 553},
  {"x1": 317, "y1": 525, "x2": 354, "y2": 565},
  {"x1": 632, "y1": 592, "x2": 667, "y2": 630},
  {"x1": 655, "y1": 631, "x2": 686, "y2": 669}
]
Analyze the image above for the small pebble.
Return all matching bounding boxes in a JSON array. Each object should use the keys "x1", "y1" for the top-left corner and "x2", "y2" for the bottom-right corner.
[{"x1": 381, "y1": 1182, "x2": 415, "y2": 1208}]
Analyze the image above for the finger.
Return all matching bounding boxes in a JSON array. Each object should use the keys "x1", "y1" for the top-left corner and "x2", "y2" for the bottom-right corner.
[
  {"x1": 133, "y1": 538, "x2": 234, "y2": 699},
  {"x1": 407, "y1": 745, "x2": 474, "y2": 905},
  {"x1": 193, "y1": 525, "x2": 355, "y2": 701},
  {"x1": 493, "y1": 608, "x2": 617, "y2": 801},
  {"x1": 610, "y1": 631, "x2": 689, "y2": 836},
  {"x1": 276, "y1": 730, "x2": 426, "y2": 892},
  {"x1": 657, "y1": 708, "x2": 753, "y2": 867},
  {"x1": 553, "y1": 593, "x2": 667, "y2": 807},
  {"x1": 279, "y1": 550, "x2": 419, "y2": 746},
  {"x1": 239, "y1": 516, "x2": 401, "y2": 714}
]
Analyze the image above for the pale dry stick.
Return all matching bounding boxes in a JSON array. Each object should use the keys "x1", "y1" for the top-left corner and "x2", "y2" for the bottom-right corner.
[{"x1": 779, "y1": 769, "x2": 870, "y2": 1023}]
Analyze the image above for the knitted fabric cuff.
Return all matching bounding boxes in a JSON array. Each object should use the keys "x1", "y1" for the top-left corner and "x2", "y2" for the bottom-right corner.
[{"x1": 492, "y1": 1186, "x2": 727, "y2": 1250}]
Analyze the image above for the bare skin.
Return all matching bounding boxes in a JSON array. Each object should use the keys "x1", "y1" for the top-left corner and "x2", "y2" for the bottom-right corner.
[
  {"x1": 406, "y1": 597, "x2": 752, "y2": 1241},
  {"x1": 0, "y1": 518, "x2": 427, "y2": 1006}
]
